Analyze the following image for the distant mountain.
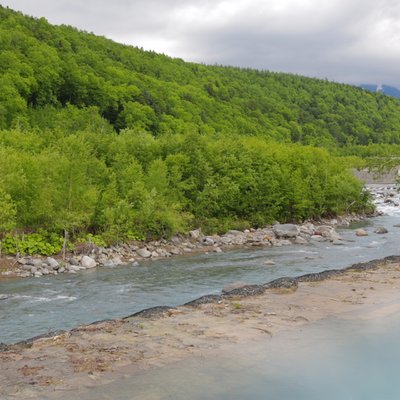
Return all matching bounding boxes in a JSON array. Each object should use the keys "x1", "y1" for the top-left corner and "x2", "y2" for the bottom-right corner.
[{"x1": 360, "y1": 84, "x2": 400, "y2": 99}]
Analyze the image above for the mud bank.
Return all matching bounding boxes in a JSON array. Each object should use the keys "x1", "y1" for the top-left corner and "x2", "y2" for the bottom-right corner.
[{"x1": 2, "y1": 255, "x2": 400, "y2": 399}]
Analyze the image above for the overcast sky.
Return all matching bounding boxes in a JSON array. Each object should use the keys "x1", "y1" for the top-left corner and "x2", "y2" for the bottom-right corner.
[{"x1": 2, "y1": 0, "x2": 400, "y2": 86}]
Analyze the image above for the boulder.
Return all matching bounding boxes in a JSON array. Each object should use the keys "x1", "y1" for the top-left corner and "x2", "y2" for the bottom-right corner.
[
  {"x1": 374, "y1": 227, "x2": 388, "y2": 234},
  {"x1": 355, "y1": 229, "x2": 368, "y2": 237},
  {"x1": 47, "y1": 257, "x2": 60, "y2": 270},
  {"x1": 69, "y1": 257, "x2": 80, "y2": 266},
  {"x1": 137, "y1": 248, "x2": 152, "y2": 258},
  {"x1": 315, "y1": 225, "x2": 335, "y2": 238},
  {"x1": 189, "y1": 229, "x2": 202, "y2": 241},
  {"x1": 203, "y1": 237, "x2": 215, "y2": 246},
  {"x1": 273, "y1": 223, "x2": 299, "y2": 238},
  {"x1": 294, "y1": 236, "x2": 308, "y2": 245},
  {"x1": 80, "y1": 255, "x2": 97, "y2": 269},
  {"x1": 264, "y1": 259, "x2": 276, "y2": 266}
]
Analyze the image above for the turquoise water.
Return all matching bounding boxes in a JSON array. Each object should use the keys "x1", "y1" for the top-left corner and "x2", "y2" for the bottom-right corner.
[
  {"x1": 1, "y1": 214, "x2": 400, "y2": 343},
  {"x1": 54, "y1": 309, "x2": 400, "y2": 400}
]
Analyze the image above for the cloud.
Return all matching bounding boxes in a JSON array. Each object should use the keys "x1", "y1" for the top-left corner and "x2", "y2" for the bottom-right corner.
[{"x1": 2, "y1": 0, "x2": 400, "y2": 86}]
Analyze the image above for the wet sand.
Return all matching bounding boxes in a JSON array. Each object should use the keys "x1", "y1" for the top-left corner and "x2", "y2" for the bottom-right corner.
[{"x1": 2, "y1": 257, "x2": 400, "y2": 399}]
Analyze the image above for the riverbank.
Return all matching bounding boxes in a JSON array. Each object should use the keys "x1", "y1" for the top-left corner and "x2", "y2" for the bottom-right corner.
[
  {"x1": 0, "y1": 214, "x2": 371, "y2": 281},
  {"x1": 2, "y1": 256, "x2": 400, "y2": 399},
  {"x1": 2, "y1": 183, "x2": 397, "y2": 281}
]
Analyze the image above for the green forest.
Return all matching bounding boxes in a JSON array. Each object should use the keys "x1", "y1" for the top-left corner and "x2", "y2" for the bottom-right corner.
[{"x1": 0, "y1": 6, "x2": 397, "y2": 254}]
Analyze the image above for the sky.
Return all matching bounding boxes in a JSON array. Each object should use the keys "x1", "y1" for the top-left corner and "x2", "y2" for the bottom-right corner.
[{"x1": 2, "y1": 0, "x2": 400, "y2": 87}]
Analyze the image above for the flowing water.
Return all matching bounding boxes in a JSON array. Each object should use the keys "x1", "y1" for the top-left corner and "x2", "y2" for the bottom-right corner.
[{"x1": 1, "y1": 185, "x2": 400, "y2": 345}]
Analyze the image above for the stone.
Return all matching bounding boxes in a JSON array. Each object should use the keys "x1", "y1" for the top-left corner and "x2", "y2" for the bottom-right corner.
[
  {"x1": 67, "y1": 265, "x2": 80, "y2": 272},
  {"x1": 294, "y1": 237, "x2": 308, "y2": 245},
  {"x1": 273, "y1": 223, "x2": 300, "y2": 238},
  {"x1": 151, "y1": 251, "x2": 159, "y2": 258},
  {"x1": 47, "y1": 257, "x2": 60, "y2": 270},
  {"x1": 189, "y1": 229, "x2": 202, "y2": 241},
  {"x1": 311, "y1": 235, "x2": 326, "y2": 242},
  {"x1": 203, "y1": 237, "x2": 215, "y2": 246},
  {"x1": 332, "y1": 240, "x2": 345, "y2": 245},
  {"x1": 30, "y1": 258, "x2": 42, "y2": 267},
  {"x1": 103, "y1": 261, "x2": 116, "y2": 268},
  {"x1": 81, "y1": 255, "x2": 97, "y2": 269},
  {"x1": 34, "y1": 271, "x2": 43, "y2": 278},
  {"x1": 315, "y1": 225, "x2": 335, "y2": 238},
  {"x1": 42, "y1": 268, "x2": 50, "y2": 275},
  {"x1": 69, "y1": 258, "x2": 80, "y2": 266},
  {"x1": 17, "y1": 258, "x2": 28, "y2": 265},
  {"x1": 374, "y1": 227, "x2": 388, "y2": 234},
  {"x1": 264, "y1": 260, "x2": 276, "y2": 266},
  {"x1": 213, "y1": 247, "x2": 222, "y2": 253},
  {"x1": 137, "y1": 248, "x2": 152, "y2": 258},
  {"x1": 355, "y1": 228, "x2": 368, "y2": 237}
]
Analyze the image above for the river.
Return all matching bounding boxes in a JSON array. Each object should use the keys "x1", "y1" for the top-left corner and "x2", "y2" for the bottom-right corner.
[{"x1": 1, "y1": 184, "x2": 399, "y2": 345}]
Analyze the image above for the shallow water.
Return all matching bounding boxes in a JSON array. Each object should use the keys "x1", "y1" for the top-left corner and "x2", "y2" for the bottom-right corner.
[
  {"x1": 1, "y1": 190, "x2": 400, "y2": 344},
  {"x1": 50, "y1": 306, "x2": 400, "y2": 400}
]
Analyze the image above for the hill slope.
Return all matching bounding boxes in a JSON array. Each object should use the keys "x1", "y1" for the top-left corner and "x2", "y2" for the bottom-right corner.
[
  {"x1": 1, "y1": 5, "x2": 400, "y2": 146},
  {"x1": 0, "y1": 6, "x2": 380, "y2": 249}
]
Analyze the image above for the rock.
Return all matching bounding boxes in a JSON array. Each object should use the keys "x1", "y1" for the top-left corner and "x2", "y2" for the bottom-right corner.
[
  {"x1": 47, "y1": 257, "x2": 60, "y2": 270},
  {"x1": 355, "y1": 229, "x2": 368, "y2": 237},
  {"x1": 169, "y1": 247, "x2": 181, "y2": 255},
  {"x1": 41, "y1": 268, "x2": 50, "y2": 275},
  {"x1": 213, "y1": 247, "x2": 222, "y2": 253},
  {"x1": 67, "y1": 265, "x2": 80, "y2": 272},
  {"x1": 332, "y1": 240, "x2": 345, "y2": 245},
  {"x1": 58, "y1": 267, "x2": 66, "y2": 273},
  {"x1": 374, "y1": 227, "x2": 388, "y2": 234},
  {"x1": 30, "y1": 258, "x2": 42, "y2": 267},
  {"x1": 34, "y1": 271, "x2": 43, "y2": 278},
  {"x1": 315, "y1": 225, "x2": 335, "y2": 238},
  {"x1": 80, "y1": 255, "x2": 97, "y2": 269},
  {"x1": 311, "y1": 235, "x2": 326, "y2": 242},
  {"x1": 264, "y1": 260, "x2": 276, "y2": 266},
  {"x1": 69, "y1": 257, "x2": 80, "y2": 266},
  {"x1": 112, "y1": 257, "x2": 123, "y2": 265},
  {"x1": 103, "y1": 261, "x2": 116, "y2": 268},
  {"x1": 203, "y1": 237, "x2": 215, "y2": 246},
  {"x1": 137, "y1": 248, "x2": 152, "y2": 258},
  {"x1": 294, "y1": 236, "x2": 308, "y2": 245},
  {"x1": 17, "y1": 258, "x2": 28, "y2": 265},
  {"x1": 151, "y1": 251, "x2": 159, "y2": 258},
  {"x1": 189, "y1": 229, "x2": 202, "y2": 241},
  {"x1": 273, "y1": 223, "x2": 299, "y2": 238}
]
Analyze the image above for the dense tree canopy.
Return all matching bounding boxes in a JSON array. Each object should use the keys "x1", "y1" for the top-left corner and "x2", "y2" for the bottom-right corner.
[{"x1": 0, "y1": 6, "x2": 384, "y2": 252}]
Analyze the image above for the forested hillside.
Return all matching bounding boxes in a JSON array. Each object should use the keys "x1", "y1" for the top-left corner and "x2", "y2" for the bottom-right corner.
[{"x1": 0, "y1": 6, "x2": 388, "y2": 252}]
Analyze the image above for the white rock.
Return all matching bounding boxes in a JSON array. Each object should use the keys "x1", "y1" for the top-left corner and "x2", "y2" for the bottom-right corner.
[
  {"x1": 137, "y1": 248, "x2": 152, "y2": 258},
  {"x1": 47, "y1": 257, "x2": 60, "y2": 270},
  {"x1": 80, "y1": 255, "x2": 97, "y2": 269}
]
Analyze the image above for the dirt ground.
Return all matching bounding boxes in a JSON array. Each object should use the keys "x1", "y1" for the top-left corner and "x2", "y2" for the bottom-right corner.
[{"x1": 2, "y1": 259, "x2": 400, "y2": 399}]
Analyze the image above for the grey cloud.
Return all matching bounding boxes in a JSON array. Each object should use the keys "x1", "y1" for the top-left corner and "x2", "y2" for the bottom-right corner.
[{"x1": 2, "y1": 0, "x2": 400, "y2": 86}]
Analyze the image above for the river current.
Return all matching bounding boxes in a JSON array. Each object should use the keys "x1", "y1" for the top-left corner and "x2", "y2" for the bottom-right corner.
[{"x1": 1, "y1": 184, "x2": 399, "y2": 344}]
